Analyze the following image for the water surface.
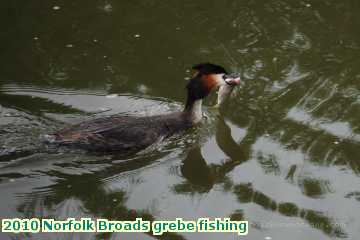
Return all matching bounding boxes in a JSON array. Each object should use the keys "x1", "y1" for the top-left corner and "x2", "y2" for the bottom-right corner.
[{"x1": 1, "y1": 0, "x2": 360, "y2": 239}]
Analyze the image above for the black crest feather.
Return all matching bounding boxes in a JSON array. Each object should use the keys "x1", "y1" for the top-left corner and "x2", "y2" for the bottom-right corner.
[{"x1": 192, "y1": 63, "x2": 227, "y2": 75}]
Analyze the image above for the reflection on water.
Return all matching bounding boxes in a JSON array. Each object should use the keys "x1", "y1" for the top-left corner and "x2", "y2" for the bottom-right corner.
[{"x1": 1, "y1": 0, "x2": 360, "y2": 239}]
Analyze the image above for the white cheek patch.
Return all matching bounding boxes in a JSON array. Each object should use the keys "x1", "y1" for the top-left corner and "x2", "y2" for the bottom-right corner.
[{"x1": 213, "y1": 74, "x2": 226, "y2": 86}]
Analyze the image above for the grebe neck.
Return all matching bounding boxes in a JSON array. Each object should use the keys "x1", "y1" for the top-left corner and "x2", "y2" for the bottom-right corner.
[{"x1": 184, "y1": 98, "x2": 203, "y2": 124}]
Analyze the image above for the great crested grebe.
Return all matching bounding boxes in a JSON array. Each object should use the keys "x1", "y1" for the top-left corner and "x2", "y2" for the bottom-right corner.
[{"x1": 51, "y1": 63, "x2": 240, "y2": 153}]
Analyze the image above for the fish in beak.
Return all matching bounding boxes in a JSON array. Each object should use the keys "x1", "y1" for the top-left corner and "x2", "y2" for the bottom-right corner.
[
  {"x1": 215, "y1": 74, "x2": 241, "y2": 107},
  {"x1": 223, "y1": 74, "x2": 241, "y2": 86}
]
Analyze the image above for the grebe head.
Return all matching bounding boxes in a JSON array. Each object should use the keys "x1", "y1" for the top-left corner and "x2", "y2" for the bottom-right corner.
[
  {"x1": 186, "y1": 63, "x2": 241, "y2": 100},
  {"x1": 184, "y1": 63, "x2": 240, "y2": 123}
]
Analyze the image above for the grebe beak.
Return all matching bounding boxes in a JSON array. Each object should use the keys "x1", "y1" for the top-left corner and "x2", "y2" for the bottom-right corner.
[{"x1": 223, "y1": 74, "x2": 241, "y2": 86}]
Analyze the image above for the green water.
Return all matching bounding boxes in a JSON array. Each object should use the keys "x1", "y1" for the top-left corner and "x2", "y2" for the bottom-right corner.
[{"x1": 0, "y1": 0, "x2": 359, "y2": 239}]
